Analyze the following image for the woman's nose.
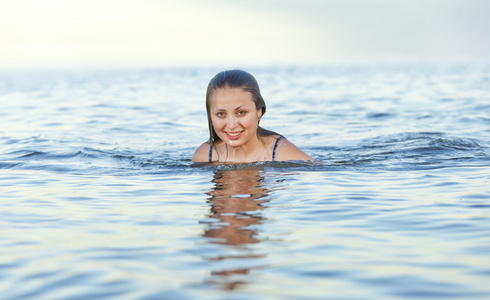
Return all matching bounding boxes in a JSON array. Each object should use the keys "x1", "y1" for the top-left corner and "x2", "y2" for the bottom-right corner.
[{"x1": 226, "y1": 115, "x2": 238, "y2": 129}]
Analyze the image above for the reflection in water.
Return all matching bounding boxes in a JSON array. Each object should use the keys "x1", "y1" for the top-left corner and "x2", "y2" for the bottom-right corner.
[{"x1": 203, "y1": 167, "x2": 270, "y2": 290}]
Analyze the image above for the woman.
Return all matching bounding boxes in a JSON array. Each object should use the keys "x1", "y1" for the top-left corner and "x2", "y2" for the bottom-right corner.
[{"x1": 192, "y1": 70, "x2": 312, "y2": 163}]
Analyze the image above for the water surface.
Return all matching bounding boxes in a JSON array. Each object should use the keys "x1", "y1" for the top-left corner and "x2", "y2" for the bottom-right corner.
[{"x1": 1, "y1": 62, "x2": 490, "y2": 299}]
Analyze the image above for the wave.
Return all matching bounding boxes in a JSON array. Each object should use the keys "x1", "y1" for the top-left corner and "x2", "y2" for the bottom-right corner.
[
  {"x1": 318, "y1": 132, "x2": 489, "y2": 171},
  {"x1": 1, "y1": 132, "x2": 488, "y2": 175}
]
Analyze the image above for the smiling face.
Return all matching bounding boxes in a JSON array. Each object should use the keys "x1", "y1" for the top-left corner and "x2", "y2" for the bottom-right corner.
[{"x1": 209, "y1": 87, "x2": 263, "y2": 148}]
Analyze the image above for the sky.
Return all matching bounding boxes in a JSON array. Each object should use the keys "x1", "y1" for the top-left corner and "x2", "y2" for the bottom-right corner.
[{"x1": 1, "y1": 0, "x2": 489, "y2": 69}]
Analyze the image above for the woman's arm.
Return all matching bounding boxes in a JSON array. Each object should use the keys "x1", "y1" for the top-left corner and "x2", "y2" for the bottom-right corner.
[
  {"x1": 192, "y1": 143, "x2": 211, "y2": 163},
  {"x1": 274, "y1": 138, "x2": 313, "y2": 161}
]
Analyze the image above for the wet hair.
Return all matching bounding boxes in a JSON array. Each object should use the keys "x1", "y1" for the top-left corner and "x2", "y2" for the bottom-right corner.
[{"x1": 205, "y1": 69, "x2": 277, "y2": 143}]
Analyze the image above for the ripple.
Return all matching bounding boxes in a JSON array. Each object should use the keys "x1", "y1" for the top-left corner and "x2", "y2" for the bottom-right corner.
[{"x1": 1, "y1": 63, "x2": 490, "y2": 299}]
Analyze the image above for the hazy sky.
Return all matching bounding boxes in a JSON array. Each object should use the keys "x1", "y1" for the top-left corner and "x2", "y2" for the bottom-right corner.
[{"x1": 1, "y1": 0, "x2": 489, "y2": 68}]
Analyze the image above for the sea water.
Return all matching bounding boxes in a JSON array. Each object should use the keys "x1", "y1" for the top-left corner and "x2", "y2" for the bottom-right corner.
[{"x1": 1, "y1": 61, "x2": 489, "y2": 299}]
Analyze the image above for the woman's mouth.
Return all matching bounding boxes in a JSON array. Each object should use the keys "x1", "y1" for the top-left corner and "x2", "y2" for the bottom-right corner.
[{"x1": 225, "y1": 131, "x2": 242, "y2": 140}]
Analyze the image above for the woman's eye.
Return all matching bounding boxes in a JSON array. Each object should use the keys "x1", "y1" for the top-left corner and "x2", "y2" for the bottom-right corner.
[
  {"x1": 237, "y1": 110, "x2": 247, "y2": 116},
  {"x1": 216, "y1": 112, "x2": 225, "y2": 118}
]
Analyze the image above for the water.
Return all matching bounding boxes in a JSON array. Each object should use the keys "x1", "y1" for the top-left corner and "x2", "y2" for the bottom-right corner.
[{"x1": 1, "y1": 61, "x2": 490, "y2": 299}]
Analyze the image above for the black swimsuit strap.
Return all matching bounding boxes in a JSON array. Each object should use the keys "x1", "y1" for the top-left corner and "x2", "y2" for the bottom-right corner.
[
  {"x1": 209, "y1": 144, "x2": 213, "y2": 162},
  {"x1": 272, "y1": 136, "x2": 284, "y2": 161}
]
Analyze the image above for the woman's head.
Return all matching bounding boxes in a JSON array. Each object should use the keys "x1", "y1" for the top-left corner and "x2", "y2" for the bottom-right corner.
[{"x1": 205, "y1": 70, "x2": 268, "y2": 143}]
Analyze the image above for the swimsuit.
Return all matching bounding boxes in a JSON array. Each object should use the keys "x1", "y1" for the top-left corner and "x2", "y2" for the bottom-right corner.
[
  {"x1": 209, "y1": 136, "x2": 284, "y2": 162},
  {"x1": 272, "y1": 136, "x2": 284, "y2": 161}
]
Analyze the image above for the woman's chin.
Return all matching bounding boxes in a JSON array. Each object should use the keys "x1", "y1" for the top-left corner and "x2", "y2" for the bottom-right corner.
[{"x1": 226, "y1": 140, "x2": 241, "y2": 147}]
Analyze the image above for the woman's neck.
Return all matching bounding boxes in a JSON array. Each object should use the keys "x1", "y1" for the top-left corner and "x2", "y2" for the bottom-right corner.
[{"x1": 218, "y1": 136, "x2": 267, "y2": 162}]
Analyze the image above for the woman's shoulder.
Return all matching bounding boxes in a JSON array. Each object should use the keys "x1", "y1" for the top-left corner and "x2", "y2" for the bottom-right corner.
[
  {"x1": 272, "y1": 136, "x2": 313, "y2": 161},
  {"x1": 192, "y1": 142, "x2": 212, "y2": 163}
]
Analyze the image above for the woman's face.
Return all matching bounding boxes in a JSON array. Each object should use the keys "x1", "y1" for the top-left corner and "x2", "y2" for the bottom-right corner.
[{"x1": 209, "y1": 87, "x2": 262, "y2": 147}]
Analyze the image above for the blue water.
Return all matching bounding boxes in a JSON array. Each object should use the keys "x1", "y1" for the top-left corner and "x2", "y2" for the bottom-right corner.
[{"x1": 1, "y1": 61, "x2": 490, "y2": 299}]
